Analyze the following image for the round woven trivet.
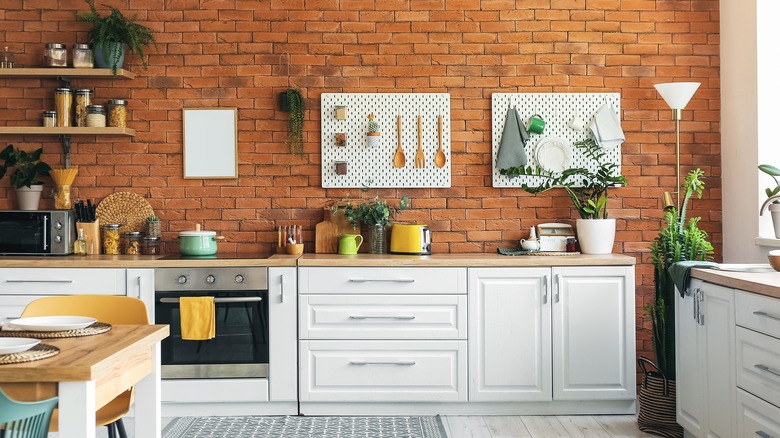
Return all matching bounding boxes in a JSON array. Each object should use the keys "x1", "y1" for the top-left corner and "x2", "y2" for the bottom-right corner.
[
  {"x1": 0, "y1": 344, "x2": 60, "y2": 365},
  {"x1": 96, "y1": 192, "x2": 154, "y2": 233},
  {"x1": 527, "y1": 251, "x2": 581, "y2": 256},
  {"x1": 0, "y1": 322, "x2": 111, "y2": 339}
]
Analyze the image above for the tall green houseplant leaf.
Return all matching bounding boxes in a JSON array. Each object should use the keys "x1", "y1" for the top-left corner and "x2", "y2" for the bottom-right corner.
[{"x1": 647, "y1": 169, "x2": 713, "y2": 380}]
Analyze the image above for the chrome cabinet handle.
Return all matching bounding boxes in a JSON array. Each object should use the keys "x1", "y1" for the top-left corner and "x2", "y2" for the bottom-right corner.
[
  {"x1": 349, "y1": 315, "x2": 416, "y2": 320},
  {"x1": 159, "y1": 297, "x2": 262, "y2": 304},
  {"x1": 349, "y1": 359, "x2": 416, "y2": 366},
  {"x1": 542, "y1": 275, "x2": 549, "y2": 305},
  {"x1": 755, "y1": 364, "x2": 780, "y2": 378},
  {"x1": 555, "y1": 273, "x2": 562, "y2": 303},
  {"x1": 5, "y1": 279, "x2": 74, "y2": 284},
  {"x1": 753, "y1": 311, "x2": 780, "y2": 322},
  {"x1": 42, "y1": 216, "x2": 48, "y2": 251},
  {"x1": 755, "y1": 431, "x2": 771, "y2": 438},
  {"x1": 349, "y1": 278, "x2": 415, "y2": 283},
  {"x1": 280, "y1": 274, "x2": 285, "y2": 303}
]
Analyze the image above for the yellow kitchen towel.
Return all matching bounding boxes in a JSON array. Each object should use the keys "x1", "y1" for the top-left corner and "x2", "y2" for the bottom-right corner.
[{"x1": 180, "y1": 296, "x2": 216, "y2": 340}]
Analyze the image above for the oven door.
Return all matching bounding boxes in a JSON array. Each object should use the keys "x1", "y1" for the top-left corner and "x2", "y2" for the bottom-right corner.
[
  {"x1": 0, "y1": 212, "x2": 49, "y2": 255},
  {"x1": 155, "y1": 290, "x2": 269, "y2": 379}
]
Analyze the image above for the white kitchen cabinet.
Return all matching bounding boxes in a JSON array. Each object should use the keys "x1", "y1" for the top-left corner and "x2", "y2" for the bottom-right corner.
[
  {"x1": 468, "y1": 266, "x2": 635, "y2": 403},
  {"x1": 737, "y1": 389, "x2": 780, "y2": 438},
  {"x1": 268, "y1": 267, "x2": 298, "y2": 402},
  {"x1": 127, "y1": 268, "x2": 155, "y2": 320},
  {"x1": 675, "y1": 278, "x2": 736, "y2": 438}
]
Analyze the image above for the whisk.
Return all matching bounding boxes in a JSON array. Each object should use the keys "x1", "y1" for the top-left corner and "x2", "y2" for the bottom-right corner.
[{"x1": 50, "y1": 167, "x2": 78, "y2": 209}]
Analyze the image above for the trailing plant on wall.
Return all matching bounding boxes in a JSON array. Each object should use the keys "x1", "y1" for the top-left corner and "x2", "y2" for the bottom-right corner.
[{"x1": 284, "y1": 88, "x2": 305, "y2": 156}]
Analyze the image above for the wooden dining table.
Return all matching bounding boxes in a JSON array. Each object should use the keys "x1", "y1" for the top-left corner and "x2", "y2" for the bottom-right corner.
[{"x1": 0, "y1": 324, "x2": 169, "y2": 438}]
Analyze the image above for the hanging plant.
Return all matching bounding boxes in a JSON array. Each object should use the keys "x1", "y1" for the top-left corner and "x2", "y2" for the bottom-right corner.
[{"x1": 282, "y1": 88, "x2": 304, "y2": 156}]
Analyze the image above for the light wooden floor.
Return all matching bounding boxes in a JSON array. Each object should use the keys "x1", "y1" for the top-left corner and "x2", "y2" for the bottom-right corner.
[{"x1": 51, "y1": 415, "x2": 656, "y2": 437}]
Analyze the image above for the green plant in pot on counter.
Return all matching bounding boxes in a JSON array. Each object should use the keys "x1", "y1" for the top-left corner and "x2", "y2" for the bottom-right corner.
[
  {"x1": 0, "y1": 144, "x2": 52, "y2": 211},
  {"x1": 499, "y1": 137, "x2": 627, "y2": 253},
  {"x1": 335, "y1": 183, "x2": 411, "y2": 254},
  {"x1": 76, "y1": 0, "x2": 157, "y2": 74},
  {"x1": 281, "y1": 88, "x2": 305, "y2": 156}
]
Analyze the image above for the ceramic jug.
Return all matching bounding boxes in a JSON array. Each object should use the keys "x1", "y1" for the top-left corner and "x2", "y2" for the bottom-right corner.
[{"x1": 338, "y1": 234, "x2": 363, "y2": 255}]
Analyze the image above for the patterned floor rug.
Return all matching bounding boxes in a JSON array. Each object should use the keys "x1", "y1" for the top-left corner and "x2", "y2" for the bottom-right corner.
[{"x1": 162, "y1": 415, "x2": 449, "y2": 438}]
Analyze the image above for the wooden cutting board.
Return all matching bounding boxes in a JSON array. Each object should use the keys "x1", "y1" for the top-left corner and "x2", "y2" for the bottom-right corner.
[{"x1": 315, "y1": 220, "x2": 339, "y2": 253}]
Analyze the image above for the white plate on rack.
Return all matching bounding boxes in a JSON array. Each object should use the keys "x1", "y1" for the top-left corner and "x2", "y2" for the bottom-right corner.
[
  {"x1": 6, "y1": 316, "x2": 97, "y2": 332},
  {"x1": 0, "y1": 338, "x2": 41, "y2": 355},
  {"x1": 535, "y1": 136, "x2": 572, "y2": 173}
]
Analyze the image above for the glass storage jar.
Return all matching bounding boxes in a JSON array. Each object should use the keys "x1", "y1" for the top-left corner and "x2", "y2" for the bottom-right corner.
[
  {"x1": 108, "y1": 99, "x2": 127, "y2": 128},
  {"x1": 103, "y1": 224, "x2": 121, "y2": 255},
  {"x1": 0, "y1": 46, "x2": 13, "y2": 68},
  {"x1": 72, "y1": 44, "x2": 93, "y2": 68},
  {"x1": 54, "y1": 88, "x2": 72, "y2": 127},
  {"x1": 123, "y1": 231, "x2": 142, "y2": 255},
  {"x1": 74, "y1": 89, "x2": 91, "y2": 127},
  {"x1": 141, "y1": 236, "x2": 161, "y2": 255},
  {"x1": 44, "y1": 43, "x2": 67, "y2": 67},
  {"x1": 53, "y1": 184, "x2": 72, "y2": 210},
  {"x1": 43, "y1": 111, "x2": 57, "y2": 127},
  {"x1": 86, "y1": 105, "x2": 106, "y2": 127}
]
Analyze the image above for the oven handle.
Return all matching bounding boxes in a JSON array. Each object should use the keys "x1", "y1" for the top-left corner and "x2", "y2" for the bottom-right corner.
[{"x1": 158, "y1": 297, "x2": 263, "y2": 304}]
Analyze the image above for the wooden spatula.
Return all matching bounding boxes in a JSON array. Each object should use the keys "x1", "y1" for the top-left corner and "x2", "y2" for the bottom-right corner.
[
  {"x1": 393, "y1": 115, "x2": 405, "y2": 168},
  {"x1": 435, "y1": 115, "x2": 445, "y2": 168},
  {"x1": 415, "y1": 115, "x2": 425, "y2": 168}
]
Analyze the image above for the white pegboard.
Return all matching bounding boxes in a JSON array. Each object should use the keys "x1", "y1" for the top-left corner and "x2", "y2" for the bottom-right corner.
[
  {"x1": 491, "y1": 92, "x2": 622, "y2": 187},
  {"x1": 321, "y1": 93, "x2": 451, "y2": 188}
]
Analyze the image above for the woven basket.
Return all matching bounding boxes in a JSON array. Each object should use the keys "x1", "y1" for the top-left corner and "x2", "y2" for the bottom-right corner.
[{"x1": 637, "y1": 357, "x2": 683, "y2": 438}]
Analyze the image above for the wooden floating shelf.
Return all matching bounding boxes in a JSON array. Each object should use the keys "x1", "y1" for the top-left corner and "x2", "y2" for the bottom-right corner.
[
  {"x1": 0, "y1": 68, "x2": 135, "y2": 80},
  {"x1": 0, "y1": 127, "x2": 135, "y2": 136}
]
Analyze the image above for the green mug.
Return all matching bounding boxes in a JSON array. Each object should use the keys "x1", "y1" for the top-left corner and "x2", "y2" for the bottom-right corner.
[
  {"x1": 338, "y1": 234, "x2": 363, "y2": 255},
  {"x1": 528, "y1": 114, "x2": 546, "y2": 134}
]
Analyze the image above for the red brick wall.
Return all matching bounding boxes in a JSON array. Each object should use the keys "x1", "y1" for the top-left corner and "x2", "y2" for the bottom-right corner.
[{"x1": 0, "y1": 0, "x2": 721, "y2": 368}]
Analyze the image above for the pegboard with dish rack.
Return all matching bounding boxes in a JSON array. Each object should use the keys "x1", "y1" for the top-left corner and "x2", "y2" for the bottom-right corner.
[
  {"x1": 320, "y1": 93, "x2": 451, "y2": 188},
  {"x1": 491, "y1": 92, "x2": 622, "y2": 188}
]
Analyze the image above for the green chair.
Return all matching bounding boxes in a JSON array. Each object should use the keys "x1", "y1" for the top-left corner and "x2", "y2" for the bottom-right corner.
[{"x1": 0, "y1": 388, "x2": 58, "y2": 438}]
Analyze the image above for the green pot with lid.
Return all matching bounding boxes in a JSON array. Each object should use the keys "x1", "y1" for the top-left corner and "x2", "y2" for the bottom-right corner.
[{"x1": 178, "y1": 224, "x2": 225, "y2": 256}]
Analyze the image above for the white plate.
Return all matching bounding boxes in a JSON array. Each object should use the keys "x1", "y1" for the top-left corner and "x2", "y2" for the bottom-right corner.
[
  {"x1": 7, "y1": 316, "x2": 97, "y2": 332},
  {"x1": 0, "y1": 338, "x2": 41, "y2": 355},
  {"x1": 712, "y1": 264, "x2": 776, "y2": 273},
  {"x1": 535, "y1": 137, "x2": 572, "y2": 173}
]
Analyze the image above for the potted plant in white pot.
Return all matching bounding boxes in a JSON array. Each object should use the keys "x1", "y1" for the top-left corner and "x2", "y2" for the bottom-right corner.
[
  {"x1": 758, "y1": 163, "x2": 780, "y2": 238},
  {"x1": 499, "y1": 138, "x2": 627, "y2": 254},
  {"x1": 0, "y1": 144, "x2": 52, "y2": 211},
  {"x1": 76, "y1": 0, "x2": 156, "y2": 74}
]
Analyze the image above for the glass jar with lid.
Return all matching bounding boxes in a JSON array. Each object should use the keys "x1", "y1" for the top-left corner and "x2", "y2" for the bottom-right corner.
[
  {"x1": 141, "y1": 236, "x2": 161, "y2": 255},
  {"x1": 44, "y1": 43, "x2": 67, "y2": 67},
  {"x1": 123, "y1": 231, "x2": 142, "y2": 255},
  {"x1": 108, "y1": 99, "x2": 127, "y2": 128},
  {"x1": 103, "y1": 224, "x2": 121, "y2": 255},
  {"x1": 72, "y1": 44, "x2": 93, "y2": 68},
  {"x1": 43, "y1": 111, "x2": 57, "y2": 127},
  {"x1": 74, "y1": 89, "x2": 91, "y2": 127},
  {"x1": 0, "y1": 46, "x2": 13, "y2": 68},
  {"x1": 86, "y1": 105, "x2": 106, "y2": 127},
  {"x1": 54, "y1": 88, "x2": 72, "y2": 127}
]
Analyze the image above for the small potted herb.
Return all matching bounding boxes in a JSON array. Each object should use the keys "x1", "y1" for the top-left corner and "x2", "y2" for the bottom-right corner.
[
  {"x1": 366, "y1": 113, "x2": 381, "y2": 148},
  {"x1": 0, "y1": 144, "x2": 52, "y2": 211},
  {"x1": 76, "y1": 0, "x2": 157, "y2": 74}
]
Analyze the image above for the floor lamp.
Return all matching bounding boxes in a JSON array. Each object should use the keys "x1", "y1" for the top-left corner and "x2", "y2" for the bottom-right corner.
[{"x1": 654, "y1": 82, "x2": 700, "y2": 211}]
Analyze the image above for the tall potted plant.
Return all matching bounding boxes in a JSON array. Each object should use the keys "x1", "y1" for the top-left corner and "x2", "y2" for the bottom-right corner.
[
  {"x1": 499, "y1": 137, "x2": 627, "y2": 253},
  {"x1": 0, "y1": 144, "x2": 52, "y2": 211},
  {"x1": 76, "y1": 0, "x2": 157, "y2": 74}
]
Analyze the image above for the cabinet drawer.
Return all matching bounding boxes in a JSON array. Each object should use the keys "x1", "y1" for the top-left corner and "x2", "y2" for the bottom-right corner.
[
  {"x1": 300, "y1": 294, "x2": 467, "y2": 340},
  {"x1": 298, "y1": 267, "x2": 466, "y2": 295},
  {"x1": 0, "y1": 268, "x2": 126, "y2": 295},
  {"x1": 736, "y1": 290, "x2": 780, "y2": 339},
  {"x1": 737, "y1": 327, "x2": 780, "y2": 407},
  {"x1": 737, "y1": 389, "x2": 780, "y2": 438},
  {"x1": 299, "y1": 340, "x2": 467, "y2": 402}
]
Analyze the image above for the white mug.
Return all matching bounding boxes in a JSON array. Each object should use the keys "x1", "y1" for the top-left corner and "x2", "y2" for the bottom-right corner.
[
  {"x1": 520, "y1": 239, "x2": 540, "y2": 251},
  {"x1": 569, "y1": 117, "x2": 586, "y2": 131}
]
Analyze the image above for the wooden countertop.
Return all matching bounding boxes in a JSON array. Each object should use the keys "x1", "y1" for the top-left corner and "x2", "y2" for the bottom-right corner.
[
  {"x1": 298, "y1": 253, "x2": 636, "y2": 267},
  {"x1": 692, "y1": 267, "x2": 780, "y2": 299},
  {"x1": 0, "y1": 254, "x2": 298, "y2": 268}
]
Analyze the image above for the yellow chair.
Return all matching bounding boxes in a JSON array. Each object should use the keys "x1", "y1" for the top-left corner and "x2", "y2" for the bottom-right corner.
[{"x1": 21, "y1": 295, "x2": 150, "y2": 438}]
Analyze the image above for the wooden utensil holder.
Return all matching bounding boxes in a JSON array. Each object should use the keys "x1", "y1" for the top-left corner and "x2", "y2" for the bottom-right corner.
[{"x1": 76, "y1": 220, "x2": 100, "y2": 255}]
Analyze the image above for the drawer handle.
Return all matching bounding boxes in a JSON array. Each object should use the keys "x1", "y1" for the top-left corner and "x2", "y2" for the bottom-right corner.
[
  {"x1": 753, "y1": 311, "x2": 780, "y2": 322},
  {"x1": 755, "y1": 364, "x2": 780, "y2": 378},
  {"x1": 5, "y1": 279, "x2": 74, "y2": 284},
  {"x1": 349, "y1": 315, "x2": 416, "y2": 320},
  {"x1": 756, "y1": 432, "x2": 771, "y2": 438},
  {"x1": 349, "y1": 359, "x2": 416, "y2": 366},
  {"x1": 348, "y1": 278, "x2": 416, "y2": 283}
]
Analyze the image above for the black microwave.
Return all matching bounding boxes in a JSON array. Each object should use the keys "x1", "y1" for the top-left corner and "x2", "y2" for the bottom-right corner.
[{"x1": 0, "y1": 210, "x2": 76, "y2": 255}]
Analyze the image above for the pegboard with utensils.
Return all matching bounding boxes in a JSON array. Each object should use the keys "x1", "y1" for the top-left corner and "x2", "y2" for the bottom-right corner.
[{"x1": 320, "y1": 93, "x2": 451, "y2": 188}]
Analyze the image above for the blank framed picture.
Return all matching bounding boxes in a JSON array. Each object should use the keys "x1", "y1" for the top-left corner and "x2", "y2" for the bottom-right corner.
[{"x1": 183, "y1": 108, "x2": 238, "y2": 178}]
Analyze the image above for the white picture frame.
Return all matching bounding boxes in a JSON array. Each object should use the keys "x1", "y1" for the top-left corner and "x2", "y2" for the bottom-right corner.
[{"x1": 183, "y1": 107, "x2": 238, "y2": 179}]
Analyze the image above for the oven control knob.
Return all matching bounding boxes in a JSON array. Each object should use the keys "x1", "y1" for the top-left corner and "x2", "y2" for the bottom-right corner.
[
  {"x1": 54, "y1": 221, "x2": 63, "y2": 230},
  {"x1": 54, "y1": 235, "x2": 62, "y2": 243},
  {"x1": 206, "y1": 275, "x2": 216, "y2": 284},
  {"x1": 177, "y1": 275, "x2": 187, "y2": 284},
  {"x1": 235, "y1": 275, "x2": 244, "y2": 284}
]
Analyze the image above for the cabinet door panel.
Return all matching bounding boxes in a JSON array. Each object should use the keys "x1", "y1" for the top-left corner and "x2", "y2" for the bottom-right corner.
[
  {"x1": 702, "y1": 282, "x2": 736, "y2": 438},
  {"x1": 468, "y1": 268, "x2": 551, "y2": 401},
  {"x1": 676, "y1": 279, "x2": 705, "y2": 435},
  {"x1": 552, "y1": 266, "x2": 635, "y2": 401}
]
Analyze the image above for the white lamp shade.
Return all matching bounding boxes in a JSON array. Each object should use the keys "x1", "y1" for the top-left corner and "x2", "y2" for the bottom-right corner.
[{"x1": 654, "y1": 82, "x2": 700, "y2": 110}]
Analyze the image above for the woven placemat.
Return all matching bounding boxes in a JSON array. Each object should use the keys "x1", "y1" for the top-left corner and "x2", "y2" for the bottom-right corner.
[
  {"x1": 96, "y1": 191, "x2": 154, "y2": 233},
  {"x1": 0, "y1": 343, "x2": 60, "y2": 365},
  {"x1": 0, "y1": 322, "x2": 111, "y2": 339}
]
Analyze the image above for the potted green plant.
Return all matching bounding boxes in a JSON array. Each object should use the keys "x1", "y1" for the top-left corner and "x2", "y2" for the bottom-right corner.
[
  {"x1": 639, "y1": 169, "x2": 713, "y2": 436},
  {"x1": 280, "y1": 88, "x2": 304, "y2": 155},
  {"x1": 758, "y1": 164, "x2": 780, "y2": 238},
  {"x1": 499, "y1": 137, "x2": 627, "y2": 253},
  {"x1": 76, "y1": 0, "x2": 157, "y2": 74},
  {"x1": 0, "y1": 144, "x2": 52, "y2": 211},
  {"x1": 366, "y1": 113, "x2": 381, "y2": 148},
  {"x1": 337, "y1": 185, "x2": 410, "y2": 254}
]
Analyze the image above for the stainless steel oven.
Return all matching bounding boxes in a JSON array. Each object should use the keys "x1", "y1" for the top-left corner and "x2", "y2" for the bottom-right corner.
[{"x1": 154, "y1": 267, "x2": 269, "y2": 379}]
